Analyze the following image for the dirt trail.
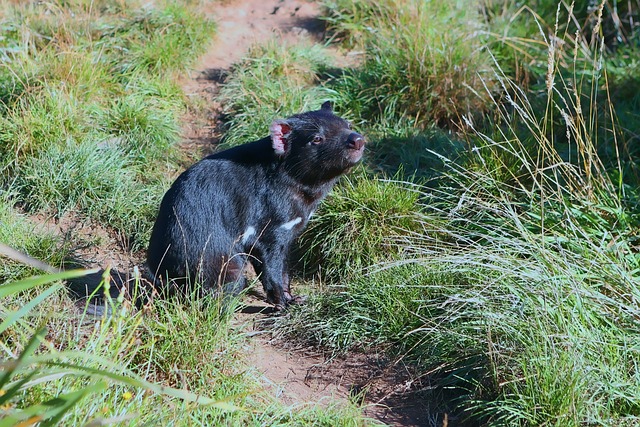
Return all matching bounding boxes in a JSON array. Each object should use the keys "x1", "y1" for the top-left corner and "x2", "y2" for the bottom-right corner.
[
  {"x1": 180, "y1": 0, "x2": 327, "y2": 148},
  {"x1": 181, "y1": 1, "x2": 435, "y2": 426},
  {"x1": 185, "y1": 0, "x2": 357, "y2": 410},
  {"x1": 235, "y1": 294, "x2": 434, "y2": 427}
]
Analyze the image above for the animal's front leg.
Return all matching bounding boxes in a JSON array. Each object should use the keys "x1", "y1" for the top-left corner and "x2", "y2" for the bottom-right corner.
[
  {"x1": 250, "y1": 245, "x2": 288, "y2": 310},
  {"x1": 281, "y1": 269, "x2": 306, "y2": 306},
  {"x1": 262, "y1": 261, "x2": 288, "y2": 310}
]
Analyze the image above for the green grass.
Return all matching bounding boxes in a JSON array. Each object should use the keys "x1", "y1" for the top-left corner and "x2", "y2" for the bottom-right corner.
[
  {"x1": 269, "y1": 1, "x2": 640, "y2": 425},
  {"x1": 2, "y1": 0, "x2": 640, "y2": 425},
  {"x1": 323, "y1": 0, "x2": 497, "y2": 128},
  {"x1": 297, "y1": 171, "x2": 426, "y2": 281},
  {"x1": 13, "y1": 138, "x2": 165, "y2": 249},
  {"x1": 282, "y1": 145, "x2": 640, "y2": 424},
  {"x1": 0, "y1": 269, "x2": 244, "y2": 426},
  {"x1": 0, "y1": 0, "x2": 212, "y2": 250},
  {"x1": 480, "y1": 0, "x2": 640, "y2": 181},
  {"x1": 0, "y1": 193, "x2": 67, "y2": 282},
  {"x1": 100, "y1": 87, "x2": 182, "y2": 167},
  {"x1": 1, "y1": 271, "x2": 375, "y2": 425}
]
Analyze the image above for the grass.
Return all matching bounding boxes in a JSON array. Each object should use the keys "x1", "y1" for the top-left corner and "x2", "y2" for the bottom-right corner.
[
  {"x1": 297, "y1": 171, "x2": 426, "y2": 281},
  {"x1": 2, "y1": 269, "x2": 375, "y2": 425},
  {"x1": 0, "y1": 0, "x2": 212, "y2": 251},
  {"x1": 2, "y1": 0, "x2": 640, "y2": 425},
  {"x1": 0, "y1": 269, "x2": 243, "y2": 426},
  {"x1": 268, "y1": 1, "x2": 640, "y2": 425},
  {"x1": 13, "y1": 138, "x2": 165, "y2": 249},
  {"x1": 0, "y1": 2, "x2": 378, "y2": 425},
  {"x1": 218, "y1": 38, "x2": 338, "y2": 147},
  {"x1": 323, "y1": 0, "x2": 497, "y2": 128},
  {"x1": 0, "y1": 192, "x2": 68, "y2": 282}
]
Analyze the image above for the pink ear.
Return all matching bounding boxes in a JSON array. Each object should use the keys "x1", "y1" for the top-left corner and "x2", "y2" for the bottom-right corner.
[{"x1": 270, "y1": 120, "x2": 292, "y2": 156}]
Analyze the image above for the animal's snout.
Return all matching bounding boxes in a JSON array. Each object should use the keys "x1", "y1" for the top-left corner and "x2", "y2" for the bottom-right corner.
[{"x1": 347, "y1": 132, "x2": 365, "y2": 150}]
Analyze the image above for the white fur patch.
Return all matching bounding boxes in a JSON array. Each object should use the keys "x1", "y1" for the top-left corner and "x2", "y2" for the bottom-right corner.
[
  {"x1": 241, "y1": 226, "x2": 256, "y2": 244},
  {"x1": 280, "y1": 217, "x2": 302, "y2": 230}
]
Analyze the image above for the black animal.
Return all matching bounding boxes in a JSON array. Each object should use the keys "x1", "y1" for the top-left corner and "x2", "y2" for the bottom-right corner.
[{"x1": 146, "y1": 102, "x2": 365, "y2": 309}]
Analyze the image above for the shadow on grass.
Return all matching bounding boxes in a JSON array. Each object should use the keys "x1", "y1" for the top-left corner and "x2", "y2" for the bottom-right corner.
[{"x1": 365, "y1": 129, "x2": 467, "y2": 182}]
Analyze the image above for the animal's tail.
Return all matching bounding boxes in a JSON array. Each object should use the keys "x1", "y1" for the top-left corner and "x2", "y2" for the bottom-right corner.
[
  {"x1": 0, "y1": 243, "x2": 154, "y2": 316},
  {"x1": 66, "y1": 265, "x2": 155, "y2": 316}
]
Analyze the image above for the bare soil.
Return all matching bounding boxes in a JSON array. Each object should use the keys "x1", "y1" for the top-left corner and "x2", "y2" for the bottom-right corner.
[
  {"x1": 236, "y1": 296, "x2": 441, "y2": 427},
  {"x1": 179, "y1": 0, "x2": 331, "y2": 151}
]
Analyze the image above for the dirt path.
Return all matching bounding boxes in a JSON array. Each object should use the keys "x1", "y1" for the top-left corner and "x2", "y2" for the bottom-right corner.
[
  {"x1": 181, "y1": 0, "x2": 355, "y2": 407},
  {"x1": 236, "y1": 295, "x2": 435, "y2": 426},
  {"x1": 180, "y1": 0, "x2": 327, "y2": 149},
  {"x1": 180, "y1": 1, "x2": 434, "y2": 426}
]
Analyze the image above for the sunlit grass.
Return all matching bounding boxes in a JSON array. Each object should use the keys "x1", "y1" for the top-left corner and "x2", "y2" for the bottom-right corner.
[
  {"x1": 0, "y1": 0, "x2": 212, "y2": 250},
  {"x1": 323, "y1": 0, "x2": 496, "y2": 128},
  {"x1": 274, "y1": 1, "x2": 640, "y2": 424},
  {"x1": 2, "y1": 0, "x2": 639, "y2": 424}
]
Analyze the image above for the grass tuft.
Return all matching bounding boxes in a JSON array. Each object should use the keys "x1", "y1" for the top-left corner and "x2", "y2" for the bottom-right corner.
[
  {"x1": 101, "y1": 91, "x2": 181, "y2": 166},
  {"x1": 298, "y1": 172, "x2": 425, "y2": 281},
  {"x1": 324, "y1": 0, "x2": 497, "y2": 128}
]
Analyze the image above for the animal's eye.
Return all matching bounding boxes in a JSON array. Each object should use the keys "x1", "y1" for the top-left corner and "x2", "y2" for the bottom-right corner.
[
  {"x1": 311, "y1": 135, "x2": 324, "y2": 144},
  {"x1": 346, "y1": 121, "x2": 353, "y2": 129}
]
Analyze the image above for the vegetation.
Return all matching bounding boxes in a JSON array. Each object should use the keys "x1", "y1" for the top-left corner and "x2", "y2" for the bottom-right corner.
[
  {"x1": 2, "y1": 268, "x2": 371, "y2": 425},
  {"x1": 0, "y1": 269, "x2": 243, "y2": 426},
  {"x1": 324, "y1": 0, "x2": 497, "y2": 128},
  {"x1": 0, "y1": 0, "x2": 209, "y2": 251},
  {"x1": 281, "y1": 0, "x2": 640, "y2": 425},
  {"x1": 0, "y1": 195, "x2": 68, "y2": 282},
  {"x1": 297, "y1": 172, "x2": 426, "y2": 281},
  {"x1": 2, "y1": 0, "x2": 640, "y2": 425},
  {"x1": 218, "y1": 39, "x2": 336, "y2": 146},
  {"x1": 0, "y1": 1, "x2": 371, "y2": 425}
]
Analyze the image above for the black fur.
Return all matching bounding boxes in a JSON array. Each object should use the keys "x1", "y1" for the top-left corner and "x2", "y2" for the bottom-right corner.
[{"x1": 146, "y1": 102, "x2": 365, "y2": 309}]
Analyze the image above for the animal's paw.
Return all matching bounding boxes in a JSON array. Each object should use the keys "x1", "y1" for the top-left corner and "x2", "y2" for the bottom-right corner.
[
  {"x1": 270, "y1": 292, "x2": 308, "y2": 312},
  {"x1": 273, "y1": 303, "x2": 287, "y2": 312},
  {"x1": 284, "y1": 291, "x2": 308, "y2": 306}
]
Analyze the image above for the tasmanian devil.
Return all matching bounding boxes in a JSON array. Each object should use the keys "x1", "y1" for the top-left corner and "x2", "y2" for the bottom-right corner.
[{"x1": 146, "y1": 102, "x2": 365, "y2": 310}]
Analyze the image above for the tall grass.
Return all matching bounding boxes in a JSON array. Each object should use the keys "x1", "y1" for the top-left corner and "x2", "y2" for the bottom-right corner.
[
  {"x1": 276, "y1": 2, "x2": 640, "y2": 424},
  {"x1": 0, "y1": 269, "x2": 245, "y2": 426},
  {"x1": 480, "y1": 0, "x2": 640, "y2": 180},
  {"x1": 0, "y1": 262, "x2": 374, "y2": 425},
  {"x1": 218, "y1": 38, "x2": 337, "y2": 147},
  {"x1": 323, "y1": 0, "x2": 496, "y2": 128}
]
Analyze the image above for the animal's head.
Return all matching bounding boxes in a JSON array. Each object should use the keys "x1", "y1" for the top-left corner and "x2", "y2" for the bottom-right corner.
[{"x1": 269, "y1": 102, "x2": 365, "y2": 184}]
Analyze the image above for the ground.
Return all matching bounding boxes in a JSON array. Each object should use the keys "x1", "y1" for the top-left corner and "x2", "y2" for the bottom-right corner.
[
  {"x1": 181, "y1": 1, "x2": 434, "y2": 425},
  {"x1": 39, "y1": 0, "x2": 434, "y2": 425}
]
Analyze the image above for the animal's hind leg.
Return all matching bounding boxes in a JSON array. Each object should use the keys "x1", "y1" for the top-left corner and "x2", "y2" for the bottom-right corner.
[{"x1": 217, "y1": 255, "x2": 247, "y2": 296}]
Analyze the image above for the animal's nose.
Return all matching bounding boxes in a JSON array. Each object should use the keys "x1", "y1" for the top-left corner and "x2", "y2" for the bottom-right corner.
[{"x1": 347, "y1": 132, "x2": 365, "y2": 150}]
